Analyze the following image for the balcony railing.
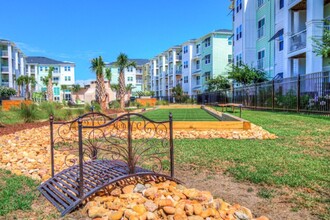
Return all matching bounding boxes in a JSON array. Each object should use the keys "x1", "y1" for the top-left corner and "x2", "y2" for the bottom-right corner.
[
  {"x1": 1, "y1": 50, "x2": 8, "y2": 57},
  {"x1": 257, "y1": 59, "x2": 264, "y2": 70},
  {"x1": 1, "y1": 66, "x2": 9, "y2": 72},
  {"x1": 30, "y1": 69, "x2": 36, "y2": 73},
  {"x1": 136, "y1": 80, "x2": 142, "y2": 84},
  {"x1": 289, "y1": 29, "x2": 306, "y2": 53},
  {"x1": 176, "y1": 55, "x2": 182, "y2": 61},
  {"x1": 1, "y1": 82, "x2": 9, "y2": 87},
  {"x1": 176, "y1": 69, "x2": 182, "y2": 75},
  {"x1": 288, "y1": 0, "x2": 302, "y2": 7}
]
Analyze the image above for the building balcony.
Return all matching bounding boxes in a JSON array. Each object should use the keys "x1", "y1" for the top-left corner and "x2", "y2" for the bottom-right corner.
[
  {"x1": 169, "y1": 57, "x2": 173, "y2": 62},
  {"x1": 30, "y1": 69, "x2": 36, "y2": 74},
  {"x1": 176, "y1": 69, "x2": 182, "y2": 75},
  {"x1": 1, "y1": 66, "x2": 9, "y2": 72},
  {"x1": 288, "y1": 0, "x2": 305, "y2": 10},
  {"x1": 289, "y1": 29, "x2": 306, "y2": 53},
  {"x1": 193, "y1": 53, "x2": 201, "y2": 60},
  {"x1": 257, "y1": 59, "x2": 264, "y2": 70},
  {"x1": 192, "y1": 69, "x2": 201, "y2": 75},
  {"x1": 176, "y1": 55, "x2": 182, "y2": 61},
  {"x1": 1, "y1": 50, "x2": 8, "y2": 57}
]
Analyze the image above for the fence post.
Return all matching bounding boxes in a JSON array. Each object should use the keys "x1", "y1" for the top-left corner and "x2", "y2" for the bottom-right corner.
[
  {"x1": 272, "y1": 80, "x2": 275, "y2": 111},
  {"x1": 78, "y1": 117, "x2": 84, "y2": 198},
  {"x1": 254, "y1": 85, "x2": 257, "y2": 109},
  {"x1": 232, "y1": 82, "x2": 235, "y2": 103},
  {"x1": 50, "y1": 115, "x2": 54, "y2": 178},
  {"x1": 169, "y1": 113, "x2": 174, "y2": 178},
  {"x1": 127, "y1": 113, "x2": 134, "y2": 174},
  {"x1": 297, "y1": 74, "x2": 301, "y2": 112}
]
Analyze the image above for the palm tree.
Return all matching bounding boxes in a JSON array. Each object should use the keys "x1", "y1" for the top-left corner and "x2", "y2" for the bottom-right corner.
[
  {"x1": 126, "y1": 84, "x2": 134, "y2": 100},
  {"x1": 60, "y1": 85, "x2": 68, "y2": 101},
  {"x1": 16, "y1": 75, "x2": 25, "y2": 97},
  {"x1": 41, "y1": 66, "x2": 54, "y2": 102},
  {"x1": 110, "y1": 84, "x2": 121, "y2": 100},
  {"x1": 71, "y1": 84, "x2": 81, "y2": 102},
  {"x1": 105, "y1": 68, "x2": 112, "y2": 103},
  {"x1": 90, "y1": 56, "x2": 107, "y2": 111},
  {"x1": 23, "y1": 76, "x2": 36, "y2": 100},
  {"x1": 114, "y1": 53, "x2": 136, "y2": 109}
]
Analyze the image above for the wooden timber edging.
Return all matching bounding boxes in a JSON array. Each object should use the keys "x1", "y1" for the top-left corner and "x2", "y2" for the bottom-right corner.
[
  {"x1": 78, "y1": 120, "x2": 251, "y2": 131},
  {"x1": 159, "y1": 104, "x2": 200, "y2": 109},
  {"x1": 2, "y1": 100, "x2": 33, "y2": 111}
]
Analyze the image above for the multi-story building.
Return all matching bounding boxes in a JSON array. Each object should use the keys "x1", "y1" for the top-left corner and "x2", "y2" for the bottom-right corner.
[
  {"x1": 149, "y1": 29, "x2": 232, "y2": 97},
  {"x1": 0, "y1": 39, "x2": 25, "y2": 91},
  {"x1": 142, "y1": 62, "x2": 150, "y2": 91},
  {"x1": 26, "y1": 56, "x2": 75, "y2": 101},
  {"x1": 107, "y1": 59, "x2": 149, "y2": 94},
  {"x1": 232, "y1": 0, "x2": 329, "y2": 78}
]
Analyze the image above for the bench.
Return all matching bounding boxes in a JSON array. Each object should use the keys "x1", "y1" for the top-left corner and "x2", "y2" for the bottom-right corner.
[{"x1": 217, "y1": 103, "x2": 243, "y2": 117}]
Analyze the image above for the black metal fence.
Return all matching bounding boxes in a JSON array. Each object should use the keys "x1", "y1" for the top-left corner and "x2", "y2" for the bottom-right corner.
[{"x1": 157, "y1": 72, "x2": 330, "y2": 114}]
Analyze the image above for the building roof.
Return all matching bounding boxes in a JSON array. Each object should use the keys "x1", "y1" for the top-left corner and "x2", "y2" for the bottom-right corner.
[
  {"x1": 26, "y1": 56, "x2": 74, "y2": 65},
  {"x1": 214, "y1": 29, "x2": 232, "y2": 33},
  {"x1": 108, "y1": 59, "x2": 149, "y2": 66}
]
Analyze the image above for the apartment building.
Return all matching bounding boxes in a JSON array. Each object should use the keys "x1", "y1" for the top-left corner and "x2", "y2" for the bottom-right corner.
[
  {"x1": 107, "y1": 59, "x2": 149, "y2": 94},
  {"x1": 149, "y1": 29, "x2": 233, "y2": 97},
  {"x1": 26, "y1": 56, "x2": 75, "y2": 101},
  {"x1": 232, "y1": 0, "x2": 329, "y2": 78},
  {"x1": 0, "y1": 39, "x2": 25, "y2": 91}
]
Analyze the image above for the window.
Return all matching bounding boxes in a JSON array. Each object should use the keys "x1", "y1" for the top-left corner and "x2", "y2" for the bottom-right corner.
[
  {"x1": 40, "y1": 66, "x2": 43, "y2": 71},
  {"x1": 184, "y1": 76, "x2": 188, "y2": 83},
  {"x1": 183, "y1": 46, "x2": 188, "y2": 54},
  {"x1": 64, "y1": 66, "x2": 68, "y2": 71},
  {"x1": 257, "y1": 50, "x2": 265, "y2": 69},
  {"x1": 196, "y1": 44, "x2": 200, "y2": 54},
  {"x1": 127, "y1": 76, "x2": 133, "y2": 82},
  {"x1": 196, "y1": 76, "x2": 201, "y2": 85},
  {"x1": 204, "y1": 55, "x2": 211, "y2": 64},
  {"x1": 228, "y1": 54, "x2": 233, "y2": 63},
  {"x1": 236, "y1": 0, "x2": 242, "y2": 13},
  {"x1": 205, "y1": 37, "x2": 211, "y2": 47},
  {"x1": 68, "y1": 76, "x2": 71, "y2": 81},
  {"x1": 236, "y1": 54, "x2": 242, "y2": 66},
  {"x1": 279, "y1": 36, "x2": 284, "y2": 51},
  {"x1": 258, "y1": 18, "x2": 265, "y2": 39},
  {"x1": 54, "y1": 96, "x2": 60, "y2": 101},
  {"x1": 68, "y1": 66, "x2": 71, "y2": 71},
  {"x1": 53, "y1": 87, "x2": 60, "y2": 96},
  {"x1": 258, "y1": 0, "x2": 265, "y2": 8},
  {"x1": 65, "y1": 76, "x2": 68, "y2": 81},
  {"x1": 205, "y1": 72, "x2": 211, "y2": 81},
  {"x1": 53, "y1": 77, "x2": 59, "y2": 82},
  {"x1": 64, "y1": 93, "x2": 71, "y2": 101},
  {"x1": 196, "y1": 60, "x2": 200, "y2": 70},
  {"x1": 279, "y1": 0, "x2": 284, "y2": 9},
  {"x1": 236, "y1": 25, "x2": 242, "y2": 40},
  {"x1": 45, "y1": 66, "x2": 48, "y2": 71},
  {"x1": 184, "y1": 61, "x2": 188, "y2": 69}
]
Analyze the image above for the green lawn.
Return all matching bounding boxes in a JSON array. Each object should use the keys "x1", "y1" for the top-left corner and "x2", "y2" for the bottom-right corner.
[
  {"x1": 141, "y1": 108, "x2": 218, "y2": 121},
  {"x1": 174, "y1": 109, "x2": 330, "y2": 219},
  {"x1": 0, "y1": 169, "x2": 39, "y2": 216}
]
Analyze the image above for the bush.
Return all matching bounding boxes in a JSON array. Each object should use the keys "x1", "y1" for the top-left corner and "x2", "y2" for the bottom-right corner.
[
  {"x1": 91, "y1": 101, "x2": 101, "y2": 112},
  {"x1": 156, "y1": 100, "x2": 169, "y2": 105},
  {"x1": 39, "y1": 102, "x2": 55, "y2": 116},
  {"x1": 76, "y1": 108, "x2": 85, "y2": 116},
  {"x1": 19, "y1": 103, "x2": 37, "y2": 123},
  {"x1": 0, "y1": 86, "x2": 16, "y2": 99},
  {"x1": 109, "y1": 100, "x2": 120, "y2": 109},
  {"x1": 84, "y1": 103, "x2": 92, "y2": 112}
]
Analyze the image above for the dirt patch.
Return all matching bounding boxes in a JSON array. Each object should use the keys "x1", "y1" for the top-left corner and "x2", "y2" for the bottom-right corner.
[
  {"x1": 0, "y1": 121, "x2": 49, "y2": 137},
  {"x1": 175, "y1": 167, "x2": 317, "y2": 220}
]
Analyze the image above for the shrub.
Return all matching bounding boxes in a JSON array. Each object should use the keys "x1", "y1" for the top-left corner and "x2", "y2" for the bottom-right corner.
[
  {"x1": 39, "y1": 102, "x2": 55, "y2": 116},
  {"x1": 19, "y1": 103, "x2": 37, "y2": 123},
  {"x1": 84, "y1": 103, "x2": 92, "y2": 112},
  {"x1": 109, "y1": 100, "x2": 121, "y2": 109},
  {"x1": 156, "y1": 100, "x2": 169, "y2": 105},
  {"x1": 76, "y1": 108, "x2": 85, "y2": 116},
  {"x1": 90, "y1": 101, "x2": 101, "y2": 112},
  {"x1": 0, "y1": 86, "x2": 16, "y2": 99}
]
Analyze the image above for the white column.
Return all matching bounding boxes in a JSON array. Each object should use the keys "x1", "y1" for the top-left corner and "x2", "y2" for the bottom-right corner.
[
  {"x1": 284, "y1": 9, "x2": 291, "y2": 78},
  {"x1": 8, "y1": 45, "x2": 13, "y2": 88},
  {"x1": 306, "y1": 0, "x2": 324, "y2": 74},
  {"x1": 172, "y1": 50, "x2": 176, "y2": 87}
]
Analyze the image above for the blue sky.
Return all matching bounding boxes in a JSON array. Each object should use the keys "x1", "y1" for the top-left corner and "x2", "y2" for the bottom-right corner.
[{"x1": 0, "y1": 0, "x2": 232, "y2": 83}]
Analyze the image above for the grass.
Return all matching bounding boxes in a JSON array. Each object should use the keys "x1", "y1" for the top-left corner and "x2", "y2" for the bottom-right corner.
[
  {"x1": 0, "y1": 169, "x2": 39, "y2": 216},
  {"x1": 174, "y1": 109, "x2": 330, "y2": 218},
  {"x1": 141, "y1": 108, "x2": 219, "y2": 121},
  {"x1": 0, "y1": 103, "x2": 86, "y2": 125}
]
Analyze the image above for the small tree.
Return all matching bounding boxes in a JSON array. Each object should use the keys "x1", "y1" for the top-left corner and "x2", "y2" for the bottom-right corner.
[
  {"x1": 23, "y1": 76, "x2": 36, "y2": 100},
  {"x1": 16, "y1": 75, "x2": 25, "y2": 97},
  {"x1": 172, "y1": 85, "x2": 187, "y2": 103},
  {"x1": 71, "y1": 84, "x2": 81, "y2": 102},
  {"x1": 206, "y1": 75, "x2": 231, "y2": 92},
  {"x1": 228, "y1": 64, "x2": 268, "y2": 105},
  {"x1": 110, "y1": 84, "x2": 121, "y2": 100},
  {"x1": 312, "y1": 20, "x2": 330, "y2": 57},
  {"x1": 114, "y1": 53, "x2": 136, "y2": 109},
  {"x1": 90, "y1": 56, "x2": 107, "y2": 111},
  {"x1": 41, "y1": 67, "x2": 55, "y2": 102}
]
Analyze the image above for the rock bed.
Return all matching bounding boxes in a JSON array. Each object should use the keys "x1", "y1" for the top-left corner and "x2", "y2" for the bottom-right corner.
[
  {"x1": 84, "y1": 180, "x2": 269, "y2": 220},
  {"x1": 0, "y1": 126, "x2": 271, "y2": 219}
]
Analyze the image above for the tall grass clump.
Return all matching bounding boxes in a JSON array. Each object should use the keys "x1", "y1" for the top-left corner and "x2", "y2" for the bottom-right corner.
[
  {"x1": 39, "y1": 102, "x2": 55, "y2": 116},
  {"x1": 19, "y1": 103, "x2": 38, "y2": 122}
]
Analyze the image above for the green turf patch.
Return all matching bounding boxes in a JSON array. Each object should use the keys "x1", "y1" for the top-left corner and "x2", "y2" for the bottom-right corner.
[
  {"x1": 0, "y1": 169, "x2": 39, "y2": 216},
  {"x1": 141, "y1": 108, "x2": 219, "y2": 121}
]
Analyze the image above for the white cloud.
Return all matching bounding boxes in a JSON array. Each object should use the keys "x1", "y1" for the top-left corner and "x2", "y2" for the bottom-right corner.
[
  {"x1": 75, "y1": 79, "x2": 95, "y2": 86},
  {"x1": 16, "y1": 42, "x2": 46, "y2": 54}
]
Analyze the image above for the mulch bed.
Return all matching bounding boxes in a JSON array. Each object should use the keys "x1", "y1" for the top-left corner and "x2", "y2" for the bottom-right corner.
[{"x1": 0, "y1": 121, "x2": 49, "y2": 137}]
